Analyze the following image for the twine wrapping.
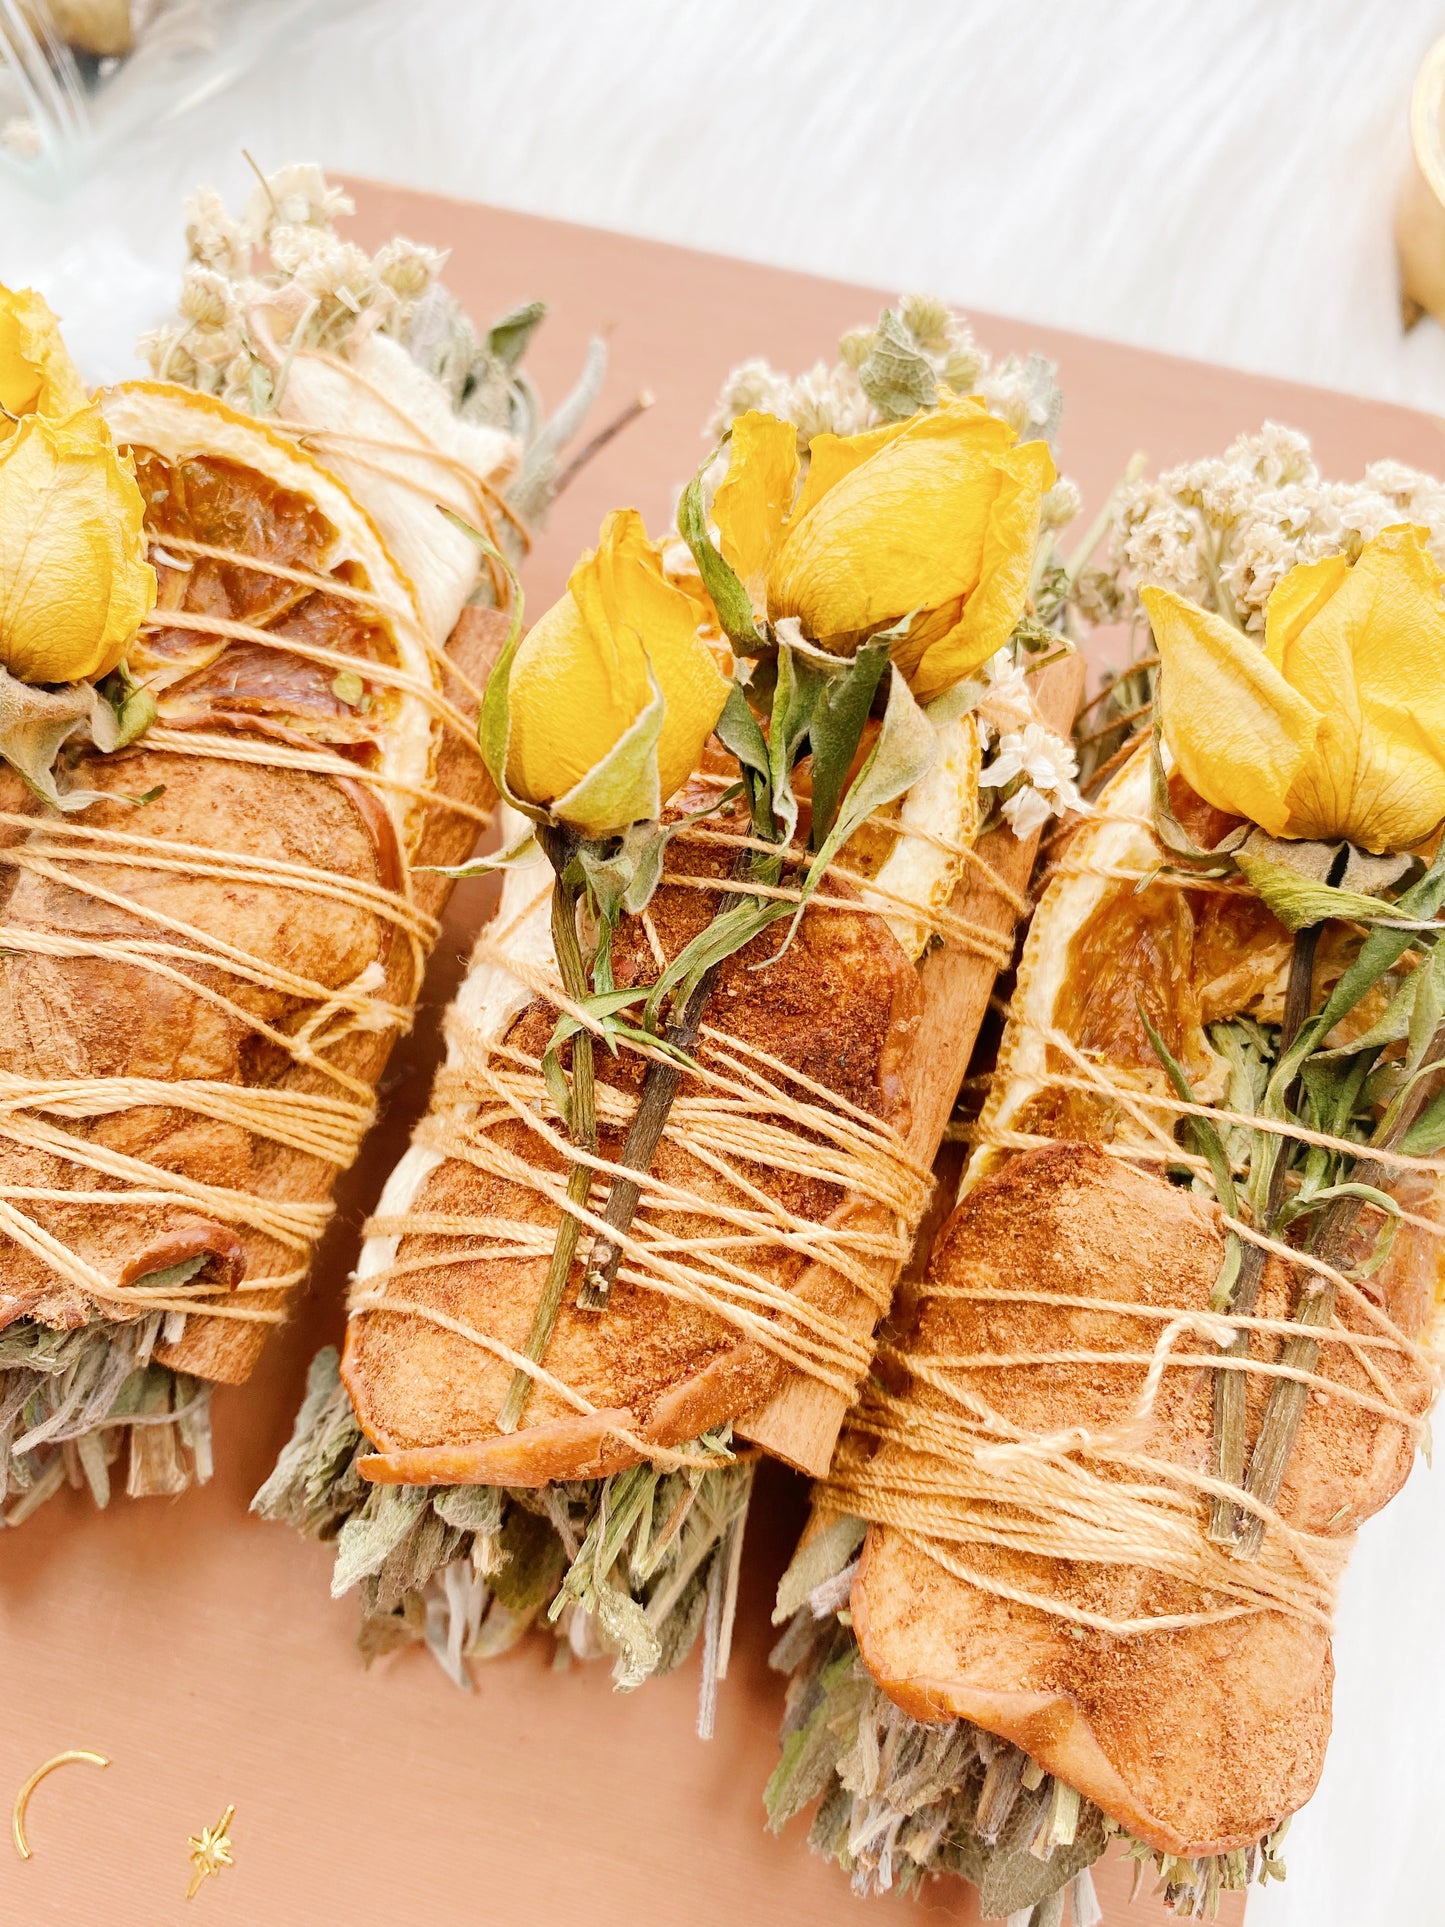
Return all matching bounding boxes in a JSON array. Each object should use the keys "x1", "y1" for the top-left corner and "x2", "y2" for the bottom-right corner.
[
  {"x1": 823, "y1": 756, "x2": 1442, "y2": 1639},
  {"x1": 351, "y1": 932, "x2": 934, "y2": 1419},
  {"x1": 0, "y1": 416, "x2": 498, "y2": 1336},
  {"x1": 343, "y1": 788, "x2": 1022, "y2": 1450}
]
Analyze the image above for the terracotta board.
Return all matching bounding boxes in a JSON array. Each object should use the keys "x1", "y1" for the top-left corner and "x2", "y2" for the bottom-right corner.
[{"x1": 4, "y1": 178, "x2": 1440, "y2": 1927}]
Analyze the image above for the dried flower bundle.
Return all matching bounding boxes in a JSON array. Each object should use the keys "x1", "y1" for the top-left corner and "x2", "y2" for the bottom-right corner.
[
  {"x1": 1, "y1": 164, "x2": 600, "y2": 1524},
  {"x1": 767, "y1": 424, "x2": 1445, "y2": 1921},
  {"x1": 260, "y1": 302, "x2": 1091, "y2": 1720}
]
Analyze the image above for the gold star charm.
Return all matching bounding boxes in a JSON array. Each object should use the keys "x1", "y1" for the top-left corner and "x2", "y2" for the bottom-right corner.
[{"x1": 185, "y1": 1804, "x2": 235, "y2": 1901}]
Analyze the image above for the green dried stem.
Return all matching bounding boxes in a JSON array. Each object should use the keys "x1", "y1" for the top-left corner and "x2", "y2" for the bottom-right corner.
[
  {"x1": 1233, "y1": 1021, "x2": 1445, "y2": 1557},
  {"x1": 1073, "y1": 648, "x2": 1159, "y2": 796},
  {"x1": 1208, "y1": 923, "x2": 1320, "y2": 1544},
  {"x1": 578, "y1": 845, "x2": 758, "y2": 1311},
  {"x1": 497, "y1": 836, "x2": 598, "y2": 1432}
]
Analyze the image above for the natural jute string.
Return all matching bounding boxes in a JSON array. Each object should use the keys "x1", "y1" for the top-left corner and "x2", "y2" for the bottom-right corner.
[
  {"x1": 1, "y1": 417, "x2": 495, "y2": 1329},
  {"x1": 822, "y1": 788, "x2": 1441, "y2": 1638},
  {"x1": 346, "y1": 791, "x2": 1027, "y2": 1441}
]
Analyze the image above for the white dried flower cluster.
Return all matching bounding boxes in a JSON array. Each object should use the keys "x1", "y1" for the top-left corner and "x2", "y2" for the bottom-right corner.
[
  {"x1": 975, "y1": 649, "x2": 1084, "y2": 839},
  {"x1": 141, "y1": 164, "x2": 447, "y2": 414},
  {"x1": 707, "y1": 293, "x2": 993, "y2": 452},
  {"x1": 1109, "y1": 421, "x2": 1445, "y2": 635},
  {"x1": 713, "y1": 357, "x2": 876, "y2": 446}
]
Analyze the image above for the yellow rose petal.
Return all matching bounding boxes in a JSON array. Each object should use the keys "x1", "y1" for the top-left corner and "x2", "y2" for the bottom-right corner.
[
  {"x1": 505, "y1": 588, "x2": 646, "y2": 805},
  {"x1": 597, "y1": 510, "x2": 729, "y2": 801},
  {"x1": 0, "y1": 408, "x2": 154, "y2": 685},
  {"x1": 552, "y1": 670, "x2": 665, "y2": 838},
  {"x1": 505, "y1": 509, "x2": 728, "y2": 832},
  {"x1": 903, "y1": 437, "x2": 1056, "y2": 701},
  {"x1": 710, "y1": 410, "x2": 798, "y2": 611},
  {"x1": 1263, "y1": 551, "x2": 1351, "y2": 666},
  {"x1": 0, "y1": 287, "x2": 88, "y2": 421},
  {"x1": 788, "y1": 416, "x2": 913, "y2": 525},
  {"x1": 1144, "y1": 584, "x2": 1321, "y2": 838},
  {"x1": 1272, "y1": 526, "x2": 1445, "y2": 849},
  {"x1": 770, "y1": 405, "x2": 1017, "y2": 649}
]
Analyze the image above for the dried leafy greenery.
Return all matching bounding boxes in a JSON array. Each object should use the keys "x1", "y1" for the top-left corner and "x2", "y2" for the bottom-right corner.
[
  {"x1": 1, "y1": 1298, "x2": 212, "y2": 1523},
  {"x1": 765, "y1": 1521, "x2": 1287, "y2": 1924},
  {"x1": 254, "y1": 1349, "x2": 753, "y2": 1722},
  {"x1": 1071, "y1": 640, "x2": 1158, "y2": 798},
  {"x1": 1142, "y1": 742, "x2": 1445, "y2": 1551}
]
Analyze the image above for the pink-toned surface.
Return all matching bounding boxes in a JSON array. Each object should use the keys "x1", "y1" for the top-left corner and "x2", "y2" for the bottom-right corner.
[{"x1": 3, "y1": 181, "x2": 1440, "y2": 1927}]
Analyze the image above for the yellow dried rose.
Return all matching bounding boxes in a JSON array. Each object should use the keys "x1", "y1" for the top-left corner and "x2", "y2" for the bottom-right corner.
[
  {"x1": 504, "y1": 508, "x2": 730, "y2": 839},
  {"x1": 0, "y1": 283, "x2": 155, "y2": 688},
  {"x1": 0, "y1": 408, "x2": 157, "y2": 687},
  {"x1": 1143, "y1": 524, "x2": 1445, "y2": 854},
  {"x1": 0, "y1": 286, "x2": 89, "y2": 422},
  {"x1": 710, "y1": 401, "x2": 1055, "y2": 703}
]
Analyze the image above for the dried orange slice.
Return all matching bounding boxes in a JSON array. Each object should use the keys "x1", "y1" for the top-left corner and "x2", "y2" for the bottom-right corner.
[{"x1": 102, "y1": 381, "x2": 448, "y2": 849}]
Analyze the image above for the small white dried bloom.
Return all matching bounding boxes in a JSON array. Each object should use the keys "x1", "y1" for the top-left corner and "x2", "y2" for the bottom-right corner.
[
  {"x1": 787, "y1": 362, "x2": 874, "y2": 444},
  {"x1": 928, "y1": 309, "x2": 984, "y2": 391},
  {"x1": 1072, "y1": 568, "x2": 1124, "y2": 626},
  {"x1": 177, "y1": 266, "x2": 237, "y2": 330},
  {"x1": 976, "y1": 649, "x2": 1034, "y2": 735},
  {"x1": 156, "y1": 165, "x2": 452, "y2": 396},
  {"x1": 1220, "y1": 420, "x2": 1317, "y2": 488},
  {"x1": 187, "y1": 320, "x2": 245, "y2": 371},
  {"x1": 940, "y1": 341, "x2": 985, "y2": 392},
  {"x1": 184, "y1": 186, "x2": 248, "y2": 273},
  {"x1": 977, "y1": 353, "x2": 1056, "y2": 440},
  {"x1": 709, "y1": 299, "x2": 1006, "y2": 456},
  {"x1": 838, "y1": 326, "x2": 873, "y2": 371},
  {"x1": 980, "y1": 721, "x2": 1077, "y2": 797},
  {"x1": 707, "y1": 356, "x2": 874, "y2": 451},
  {"x1": 707, "y1": 357, "x2": 795, "y2": 440},
  {"x1": 1221, "y1": 513, "x2": 1313, "y2": 629},
  {"x1": 1360, "y1": 460, "x2": 1445, "y2": 557},
  {"x1": 985, "y1": 715, "x2": 1085, "y2": 840},
  {"x1": 267, "y1": 225, "x2": 367, "y2": 298},
  {"x1": 374, "y1": 236, "x2": 446, "y2": 303},
  {"x1": 1040, "y1": 476, "x2": 1081, "y2": 532},
  {"x1": 1000, "y1": 784, "x2": 1053, "y2": 839},
  {"x1": 245, "y1": 163, "x2": 352, "y2": 246},
  {"x1": 899, "y1": 293, "x2": 952, "y2": 356},
  {"x1": 151, "y1": 335, "x2": 198, "y2": 385},
  {"x1": 1107, "y1": 419, "x2": 1445, "y2": 635},
  {"x1": 1113, "y1": 492, "x2": 1213, "y2": 610}
]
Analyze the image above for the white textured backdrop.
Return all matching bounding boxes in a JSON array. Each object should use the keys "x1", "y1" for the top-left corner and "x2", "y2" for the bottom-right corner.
[{"x1": 2, "y1": 5, "x2": 1443, "y2": 1922}]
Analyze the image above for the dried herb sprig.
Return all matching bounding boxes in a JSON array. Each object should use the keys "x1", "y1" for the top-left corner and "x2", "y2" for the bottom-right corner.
[
  {"x1": 766, "y1": 1519, "x2": 1287, "y2": 1922},
  {"x1": 255, "y1": 1348, "x2": 753, "y2": 1712},
  {"x1": 573, "y1": 591, "x2": 932, "y2": 1313},
  {"x1": 1139, "y1": 765, "x2": 1445, "y2": 1556},
  {"x1": 1231, "y1": 1020, "x2": 1445, "y2": 1557},
  {"x1": 1, "y1": 1305, "x2": 212, "y2": 1521},
  {"x1": 1206, "y1": 923, "x2": 1319, "y2": 1543}
]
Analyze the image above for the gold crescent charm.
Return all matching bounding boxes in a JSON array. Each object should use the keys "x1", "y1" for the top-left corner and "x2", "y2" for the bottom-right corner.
[{"x1": 12, "y1": 1750, "x2": 110, "y2": 1860}]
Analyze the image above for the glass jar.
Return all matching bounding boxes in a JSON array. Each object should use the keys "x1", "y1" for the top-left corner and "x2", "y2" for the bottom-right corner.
[{"x1": 0, "y1": 0, "x2": 349, "y2": 186}]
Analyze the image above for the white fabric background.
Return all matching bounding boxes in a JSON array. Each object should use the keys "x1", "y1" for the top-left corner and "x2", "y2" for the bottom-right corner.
[{"x1": 1, "y1": 4, "x2": 1443, "y2": 1920}]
